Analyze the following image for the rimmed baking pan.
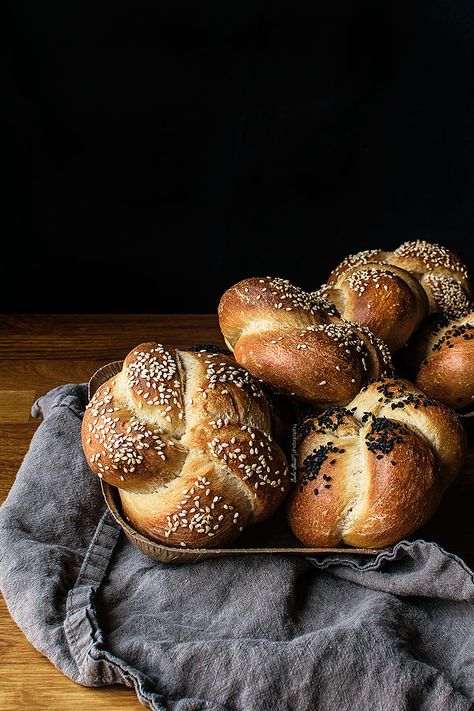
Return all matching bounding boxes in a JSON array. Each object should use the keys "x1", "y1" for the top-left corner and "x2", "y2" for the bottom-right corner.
[{"x1": 88, "y1": 357, "x2": 381, "y2": 563}]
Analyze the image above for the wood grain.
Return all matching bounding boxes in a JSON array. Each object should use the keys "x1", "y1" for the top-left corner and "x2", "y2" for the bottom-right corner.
[
  {"x1": 0, "y1": 314, "x2": 224, "y2": 360},
  {"x1": 0, "y1": 391, "x2": 36, "y2": 424},
  {"x1": 0, "y1": 596, "x2": 142, "y2": 709},
  {"x1": 0, "y1": 359, "x2": 105, "y2": 391},
  {"x1": 0, "y1": 314, "x2": 473, "y2": 710}
]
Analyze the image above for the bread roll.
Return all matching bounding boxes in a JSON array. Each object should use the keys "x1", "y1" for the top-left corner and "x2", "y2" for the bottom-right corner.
[
  {"x1": 82, "y1": 343, "x2": 290, "y2": 548},
  {"x1": 408, "y1": 309, "x2": 474, "y2": 411},
  {"x1": 288, "y1": 376, "x2": 466, "y2": 548},
  {"x1": 218, "y1": 277, "x2": 393, "y2": 406},
  {"x1": 320, "y1": 240, "x2": 471, "y2": 350},
  {"x1": 320, "y1": 264, "x2": 429, "y2": 351}
]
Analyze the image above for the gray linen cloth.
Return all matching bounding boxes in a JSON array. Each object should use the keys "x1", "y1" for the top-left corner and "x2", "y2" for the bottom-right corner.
[{"x1": 1, "y1": 384, "x2": 474, "y2": 711}]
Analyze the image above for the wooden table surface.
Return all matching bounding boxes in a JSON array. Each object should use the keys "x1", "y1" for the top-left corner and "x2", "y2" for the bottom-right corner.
[{"x1": 1, "y1": 313, "x2": 473, "y2": 710}]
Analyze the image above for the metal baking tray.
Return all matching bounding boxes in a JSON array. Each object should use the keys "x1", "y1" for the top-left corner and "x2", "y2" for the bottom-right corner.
[{"x1": 89, "y1": 358, "x2": 381, "y2": 563}]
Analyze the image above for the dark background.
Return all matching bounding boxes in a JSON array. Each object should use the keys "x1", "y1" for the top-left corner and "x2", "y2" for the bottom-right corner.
[{"x1": 4, "y1": 1, "x2": 474, "y2": 313}]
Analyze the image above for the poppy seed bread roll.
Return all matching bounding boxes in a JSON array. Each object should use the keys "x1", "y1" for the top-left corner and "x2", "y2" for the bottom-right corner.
[
  {"x1": 288, "y1": 376, "x2": 466, "y2": 549},
  {"x1": 408, "y1": 308, "x2": 474, "y2": 411}
]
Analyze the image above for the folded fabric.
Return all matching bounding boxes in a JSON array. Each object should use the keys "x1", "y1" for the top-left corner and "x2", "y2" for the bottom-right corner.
[{"x1": 0, "y1": 384, "x2": 473, "y2": 711}]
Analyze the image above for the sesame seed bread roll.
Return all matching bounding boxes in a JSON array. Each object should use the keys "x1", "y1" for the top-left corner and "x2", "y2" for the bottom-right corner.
[
  {"x1": 82, "y1": 343, "x2": 290, "y2": 549},
  {"x1": 390, "y1": 241, "x2": 471, "y2": 310},
  {"x1": 327, "y1": 248, "x2": 386, "y2": 285},
  {"x1": 321, "y1": 264, "x2": 429, "y2": 351},
  {"x1": 288, "y1": 377, "x2": 466, "y2": 549},
  {"x1": 218, "y1": 277, "x2": 393, "y2": 406},
  {"x1": 321, "y1": 240, "x2": 471, "y2": 350},
  {"x1": 407, "y1": 309, "x2": 474, "y2": 411}
]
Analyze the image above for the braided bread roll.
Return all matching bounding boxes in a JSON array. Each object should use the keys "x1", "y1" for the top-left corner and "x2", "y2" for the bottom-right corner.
[
  {"x1": 218, "y1": 277, "x2": 393, "y2": 406},
  {"x1": 408, "y1": 308, "x2": 474, "y2": 411},
  {"x1": 82, "y1": 343, "x2": 290, "y2": 548},
  {"x1": 321, "y1": 240, "x2": 471, "y2": 351},
  {"x1": 288, "y1": 377, "x2": 466, "y2": 548}
]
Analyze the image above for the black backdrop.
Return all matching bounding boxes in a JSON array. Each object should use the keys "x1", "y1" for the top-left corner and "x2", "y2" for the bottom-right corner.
[{"x1": 4, "y1": 1, "x2": 474, "y2": 313}]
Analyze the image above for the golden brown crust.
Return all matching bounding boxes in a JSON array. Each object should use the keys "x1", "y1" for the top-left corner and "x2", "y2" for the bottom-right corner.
[
  {"x1": 81, "y1": 374, "x2": 187, "y2": 493},
  {"x1": 120, "y1": 453, "x2": 253, "y2": 548},
  {"x1": 218, "y1": 276, "x2": 338, "y2": 349},
  {"x1": 82, "y1": 343, "x2": 290, "y2": 548},
  {"x1": 348, "y1": 376, "x2": 467, "y2": 488},
  {"x1": 420, "y1": 274, "x2": 471, "y2": 318},
  {"x1": 218, "y1": 277, "x2": 393, "y2": 406},
  {"x1": 288, "y1": 411, "x2": 361, "y2": 547},
  {"x1": 323, "y1": 241, "x2": 471, "y2": 349},
  {"x1": 327, "y1": 249, "x2": 387, "y2": 285},
  {"x1": 192, "y1": 422, "x2": 288, "y2": 521},
  {"x1": 287, "y1": 377, "x2": 466, "y2": 549},
  {"x1": 234, "y1": 327, "x2": 367, "y2": 405},
  {"x1": 323, "y1": 265, "x2": 429, "y2": 351},
  {"x1": 344, "y1": 426, "x2": 440, "y2": 548},
  {"x1": 409, "y1": 310, "x2": 474, "y2": 411},
  {"x1": 391, "y1": 240, "x2": 470, "y2": 296},
  {"x1": 123, "y1": 343, "x2": 186, "y2": 435}
]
